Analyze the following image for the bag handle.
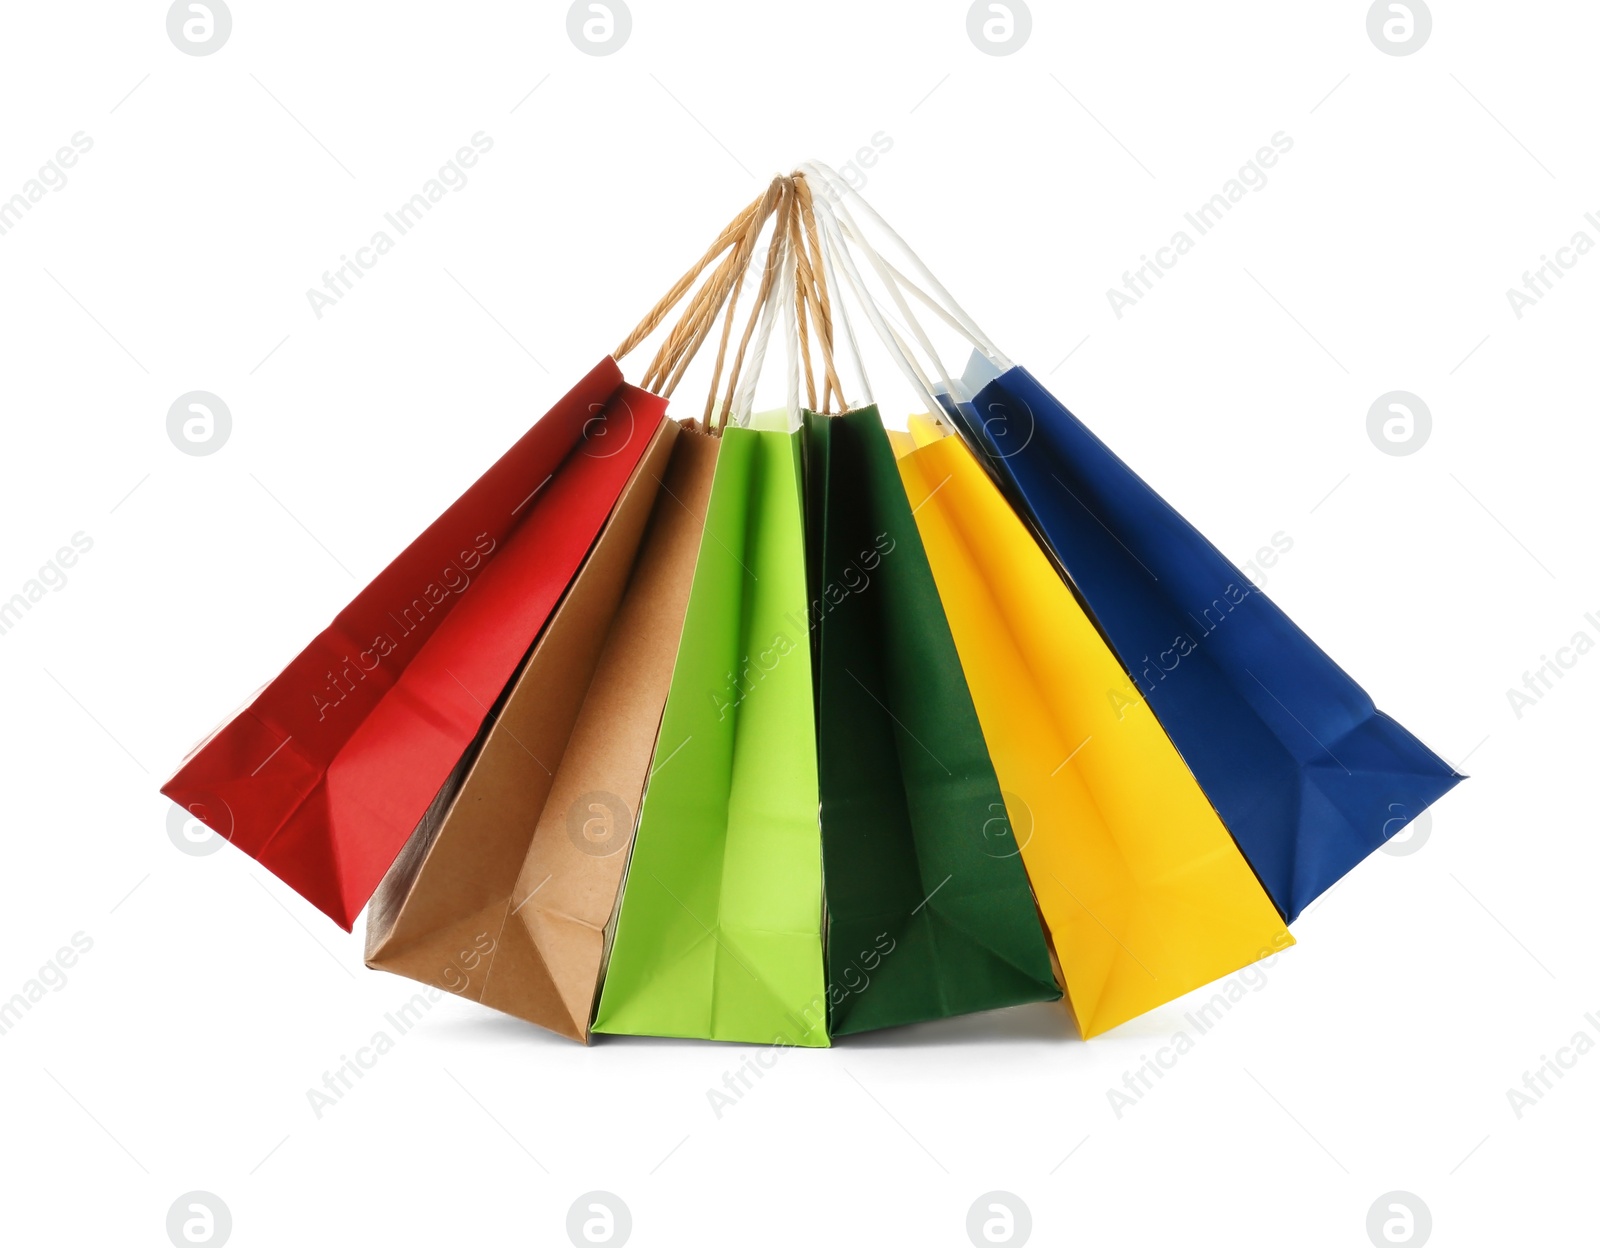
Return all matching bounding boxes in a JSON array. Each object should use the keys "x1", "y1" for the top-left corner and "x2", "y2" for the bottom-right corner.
[
  {"x1": 799, "y1": 166, "x2": 969, "y2": 415},
  {"x1": 801, "y1": 177, "x2": 951, "y2": 419},
  {"x1": 728, "y1": 182, "x2": 799, "y2": 430},
  {"x1": 612, "y1": 178, "x2": 790, "y2": 428},
  {"x1": 700, "y1": 177, "x2": 790, "y2": 432},
  {"x1": 797, "y1": 174, "x2": 873, "y2": 409},
  {"x1": 799, "y1": 161, "x2": 1009, "y2": 378},
  {"x1": 613, "y1": 170, "x2": 956, "y2": 435},
  {"x1": 651, "y1": 178, "x2": 790, "y2": 407},
  {"x1": 702, "y1": 177, "x2": 828, "y2": 434},
  {"x1": 613, "y1": 190, "x2": 759, "y2": 363},
  {"x1": 710, "y1": 172, "x2": 857, "y2": 429},
  {"x1": 791, "y1": 176, "x2": 846, "y2": 414},
  {"x1": 710, "y1": 173, "x2": 881, "y2": 430}
]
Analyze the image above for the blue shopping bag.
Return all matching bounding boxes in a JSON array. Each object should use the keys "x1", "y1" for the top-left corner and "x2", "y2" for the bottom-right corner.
[{"x1": 948, "y1": 364, "x2": 1462, "y2": 922}]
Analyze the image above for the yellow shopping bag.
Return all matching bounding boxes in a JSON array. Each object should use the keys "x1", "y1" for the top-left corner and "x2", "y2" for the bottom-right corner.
[{"x1": 896, "y1": 418, "x2": 1292, "y2": 1037}]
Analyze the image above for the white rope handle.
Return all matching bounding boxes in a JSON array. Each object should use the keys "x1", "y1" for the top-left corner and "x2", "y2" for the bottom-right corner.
[
  {"x1": 806, "y1": 185, "x2": 946, "y2": 419},
  {"x1": 801, "y1": 162, "x2": 1010, "y2": 374},
  {"x1": 808, "y1": 188, "x2": 873, "y2": 407},
  {"x1": 806, "y1": 159, "x2": 1006, "y2": 367},
  {"x1": 732, "y1": 205, "x2": 799, "y2": 429},
  {"x1": 806, "y1": 188, "x2": 994, "y2": 373},
  {"x1": 800, "y1": 163, "x2": 961, "y2": 406}
]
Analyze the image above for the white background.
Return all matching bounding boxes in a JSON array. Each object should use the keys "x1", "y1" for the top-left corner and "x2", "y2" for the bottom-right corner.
[{"x1": 0, "y1": 2, "x2": 1594, "y2": 1245}]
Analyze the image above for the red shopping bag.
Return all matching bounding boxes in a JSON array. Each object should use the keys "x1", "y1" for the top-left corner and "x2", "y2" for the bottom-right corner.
[{"x1": 162, "y1": 357, "x2": 666, "y2": 929}]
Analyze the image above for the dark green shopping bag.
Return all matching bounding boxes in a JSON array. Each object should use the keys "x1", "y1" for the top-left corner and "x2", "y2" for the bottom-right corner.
[{"x1": 803, "y1": 405, "x2": 1061, "y2": 1035}]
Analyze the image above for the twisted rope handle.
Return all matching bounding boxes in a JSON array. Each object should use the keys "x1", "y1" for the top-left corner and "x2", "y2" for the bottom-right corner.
[
  {"x1": 710, "y1": 179, "x2": 797, "y2": 433},
  {"x1": 611, "y1": 179, "x2": 790, "y2": 429},
  {"x1": 791, "y1": 175, "x2": 845, "y2": 415},
  {"x1": 707, "y1": 172, "x2": 849, "y2": 429},
  {"x1": 652, "y1": 178, "x2": 787, "y2": 406},
  {"x1": 613, "y1": 191, "x2": 761, "y2": 364},
  {"x1": 609, "y1": 169, "x2": 877, "y2": 435}
]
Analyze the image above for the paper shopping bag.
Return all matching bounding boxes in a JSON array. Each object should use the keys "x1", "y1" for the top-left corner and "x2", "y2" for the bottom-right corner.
[
  {"x1": 950, "y1": 366, "x2": 1462, "y2": 922},
  {"x1": 897, "y1": 417, "x2": 1292, "y2": 1037},
  {"x1": 592, "y1": 420, "x2": 828, "y2": 1046},
  {"x1": 803, "y1": 405, "x2": 1060, "y2": 1035},
  {"x1": 365, "y1": 422, "x2": 719, "y2": 1039},
  {"x1": 162, "y1": 358, "x2": 666, "y2": 929}
]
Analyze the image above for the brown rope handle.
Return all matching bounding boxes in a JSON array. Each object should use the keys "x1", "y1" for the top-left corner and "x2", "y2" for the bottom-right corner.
[
  {"x1": 790, "y1": 174, "x2": 844, "y2": 412},
  {"x1": 790, "y1": 200, "x2": 816, "y2": 413},
  {"x1": 704, "y1": 174, "x2": 844, "y2": 430},
  {"x1": 638, "y1": 200, "x2": 779, "y2": 399},
  {"x1": 696, "y1": 230, "x2": 761, "y2": 430},
  {"x1": 613, "y1": 191, "x2": 762, "y2": 365},
  {"x1": 709, "y1": 179, "x2": 798, "y2": 434},
  {"x1": 653, "y1": 178, "x2": 788, "y2": 405},
  {"x1": 609, "y1": 172, "x2": 847, "y2": 435},
  {"x1": 792, "y1": 174, "x2": 844, "y2": 414},
  {"x1": 642, "y1": 235, "x2": 755, "y2": 393},
  {"x1": 604, "y1": 176, "x2": 804, "y2": 438}
]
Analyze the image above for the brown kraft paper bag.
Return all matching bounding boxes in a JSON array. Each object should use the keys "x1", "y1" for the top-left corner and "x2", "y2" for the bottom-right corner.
[{"x1": 364, "y1": 421, "x2": 719, "y2": 1040}]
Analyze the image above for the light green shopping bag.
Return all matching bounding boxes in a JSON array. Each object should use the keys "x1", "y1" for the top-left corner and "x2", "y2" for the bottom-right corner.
[{"x1": 593, "y1": 415, "x2": 828, "y2": 1046}]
